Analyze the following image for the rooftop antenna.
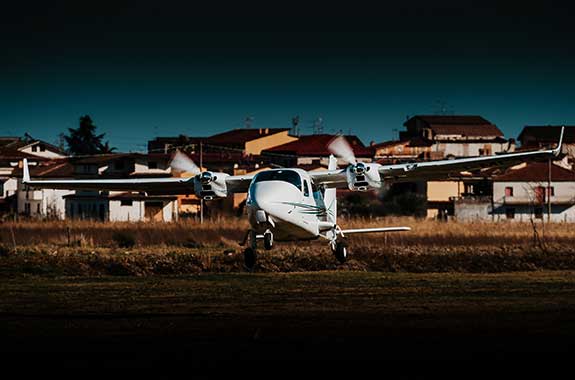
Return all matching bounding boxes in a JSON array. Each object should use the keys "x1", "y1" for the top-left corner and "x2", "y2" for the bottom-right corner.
[
  {"x1": 245, "y1": 116, "x2": 254, "y2": 129},
  {"x1": 312, "y1": 117, "x2": 324, "y2": 134},
  {"x1": 433, "y1": 99, "x2": 454, "y2": 115},
  {"x1": 291, "y1": 115, "x2": 300, "y2": 136}
]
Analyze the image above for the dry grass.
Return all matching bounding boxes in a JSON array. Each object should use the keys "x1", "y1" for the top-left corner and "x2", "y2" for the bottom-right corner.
[
  {"x1": 1, "y1": 216, "x2": 573, "y2": 248},
  {"x1": 0, "y1": 217, "x2": 574, "y2": 275}
]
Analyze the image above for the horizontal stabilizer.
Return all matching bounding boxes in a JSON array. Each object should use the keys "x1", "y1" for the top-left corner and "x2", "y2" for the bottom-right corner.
[{"x1": 341, "y1": 227, "x2": 411, "y2": 235}]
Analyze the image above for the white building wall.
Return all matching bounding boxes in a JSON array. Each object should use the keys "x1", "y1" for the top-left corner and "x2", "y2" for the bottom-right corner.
[
  {"x1": 108, "y1": 200, "x2": 144, "y2": 222},
  {"x1": 2, "y1": 178, "x2": 17, "y2": 198},
  {"x1": 19, "y1": 146, "x2": 65, "y2": 159},
  {"x1": 17, "y1": 180, "x2": 72, "y2": 219},
  {"x1": 162, "y1": 201, "x2": 174, "y2": 222},
  {"x1": 493, "y1": 181, "x2": 575, "y2": 222},
  {"x1": 437, "y1": 142, "x2": 509, "y2": 158}
]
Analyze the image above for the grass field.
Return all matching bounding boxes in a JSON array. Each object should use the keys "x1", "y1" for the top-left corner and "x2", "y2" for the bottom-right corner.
[
  {"x1": 2, "y1": 219, "x2": 575, "y2": 367},
  {"x1": 1, "y1": 218, "x2": 575, "y2": 274}
]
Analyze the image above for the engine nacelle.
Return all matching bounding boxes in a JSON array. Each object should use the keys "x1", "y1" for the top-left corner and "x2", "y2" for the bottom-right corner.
[
  {"x1": 346, "y1": 163, "x2": 382, "y2": 191},
  {"x1": 193, "y1": 171, "x2": 229, "y2": 200}
]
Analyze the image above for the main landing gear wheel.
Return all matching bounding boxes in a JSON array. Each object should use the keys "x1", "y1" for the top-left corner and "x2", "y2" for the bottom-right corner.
[
  {"x1": 243, "y1": 247, "x2": 257, "y2": 270},
  {"x1": 263, "y1": 231, "x2": 273, "y2": 251},
  {"x1": 332, "y1": 241, "x2": 347, "y2": 264}
]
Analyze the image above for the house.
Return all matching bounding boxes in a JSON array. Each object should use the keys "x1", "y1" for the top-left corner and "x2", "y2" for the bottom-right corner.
[
  {"x1": 0, "y1": 135, "x2": 62, "y2": 216},
  {"x1": 0, "y1": 135, "x2": 66, "y2": 159},
  {"x1": 400, "y1": 115, "x2": 513, "y2": 159},
  {"x1": 372, "y1": 116, "x2": 512, "y2": 218},
  {"x1": 148, "y1": 128, "x2": 298, "y2": 156},
  {"x1": 372, "y1": 138, "x2": 435, "y2": 162},
  {"x1": 491, "y1": 162, "x2": 575, "y2": 222},
  {"x1": 518, "y1": 126, "x2": 575, "y2": 167},
  {"x1": 261, "y1": 134, "x2": 374, "y2": 167},
  {"x1": 15, "y1": 153, "x2": 180, "y2": 222}
]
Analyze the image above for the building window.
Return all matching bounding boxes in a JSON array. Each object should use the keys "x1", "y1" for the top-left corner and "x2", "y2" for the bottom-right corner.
[
  {"x1": 36, "y1": 203, "x2": 40, "y2": 214},
  {"x1": 547, "y1": 186, "x2": 555, "y2": 197},
  {"x1": 534, "y1": 207, "x2": 544, "y2": 219},
  {"x1": 115, "y1": 161, "x2": 125, "y2": 170},
  {"x1": 534, "y1": 186, "x2": 546, "y2": 203},
  {"x1": 39, "y1": 145, "x2": 45, "y2": 152},
  {"x1": 148, "y1": 161, "x2": 158, "y2": 169},
  {"x1": 24, "y1": 203, "x2": 30, "y2": 215},
  {"x1": 121, "y1": 200, "x2": 133, "y2": 206},
  {"x1": 505, "y1": 208, "x2": 515, "y2": 219},
  {"x1": 505, "y1": 186, "x2": 513, "y2": 197}
]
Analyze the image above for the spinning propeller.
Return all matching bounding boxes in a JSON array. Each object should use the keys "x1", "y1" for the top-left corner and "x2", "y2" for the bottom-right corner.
[
  {"x1": 170, "y1": 150, "x2": 201, "y2": 176},
  {"x1": 327, "y1": 136, "x2": 367, "y2": 174}
]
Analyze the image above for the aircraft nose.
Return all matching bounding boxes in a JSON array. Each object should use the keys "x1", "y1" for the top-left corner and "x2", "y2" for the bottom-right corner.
[{"x1": 250, "y1": 181, "x2": 301, "y2": 213}]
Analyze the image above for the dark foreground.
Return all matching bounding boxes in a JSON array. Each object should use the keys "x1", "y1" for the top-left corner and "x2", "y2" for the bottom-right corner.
[{"x1": 1, "y1": 271, "x2": 574, "y2": 370}]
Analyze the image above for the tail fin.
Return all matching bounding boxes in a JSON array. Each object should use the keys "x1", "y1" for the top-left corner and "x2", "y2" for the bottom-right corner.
[
  {"x1": 324, "y1": 155, "x2": 338, "y2": 224},
  {"x1": 22, "y1": 158, "x2": 30, "y2": 183}
]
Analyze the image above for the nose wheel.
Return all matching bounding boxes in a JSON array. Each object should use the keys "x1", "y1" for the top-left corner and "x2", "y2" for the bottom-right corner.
[{"x1": 328, "y1": 225, "x2": 347, "y2": 264}]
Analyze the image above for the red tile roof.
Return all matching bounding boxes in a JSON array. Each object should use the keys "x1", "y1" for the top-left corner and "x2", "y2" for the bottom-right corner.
[
  {"x1": 494, "y1": 162, "x2": 575, "y2": 182},
  {"x1": 405, "y1": 115, "x2": 504, "y2": 137},
  {"x1": 263, "y1": 134, "x2": 373, "y2": 157}
]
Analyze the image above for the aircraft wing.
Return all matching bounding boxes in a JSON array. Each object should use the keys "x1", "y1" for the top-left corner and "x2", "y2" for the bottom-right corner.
[
  {"x1": 378, "y1": 144, "x2": 561, "y2": 182},
  {"x1": 23, "y1": 168, "x2": 196, "y2": 195},
  {"x1": 22, "y1": 158, "x2": 256, "y2": 195},
  {"x1": 309, "y1": 169, "x2": 348, "y2": 188},
  {"x1": 225, "y1": 174, "x2": 255, "y2": 193}
]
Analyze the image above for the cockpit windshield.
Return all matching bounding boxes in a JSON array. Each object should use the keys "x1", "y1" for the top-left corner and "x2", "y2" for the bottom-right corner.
[{"x1": 253, "y1": 170, "x2": 302, "y2": 191}]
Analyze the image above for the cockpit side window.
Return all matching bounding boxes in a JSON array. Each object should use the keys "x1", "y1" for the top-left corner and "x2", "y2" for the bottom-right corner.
[
  {"x1": 253, "y1": 170, "x2": 302, "y2": 191},
  {"x1": 303, "y1": 180, "x2": 310, "y2": 197}
]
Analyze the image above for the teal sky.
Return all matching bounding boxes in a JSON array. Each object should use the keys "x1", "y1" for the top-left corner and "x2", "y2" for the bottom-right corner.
[{"x1": 1, "y1": 2, "x2": 574, "y2": 151}]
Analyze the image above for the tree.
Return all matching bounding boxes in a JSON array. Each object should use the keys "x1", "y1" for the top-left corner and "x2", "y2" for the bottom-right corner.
[{"x1": 64, "y1": 115, "x2": 115, "y2": 155}]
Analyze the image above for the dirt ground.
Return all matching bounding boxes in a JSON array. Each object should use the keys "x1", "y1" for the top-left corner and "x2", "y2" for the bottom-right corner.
[{"x1": 1, "y1": 271, "x2": 574, "y2": 370}]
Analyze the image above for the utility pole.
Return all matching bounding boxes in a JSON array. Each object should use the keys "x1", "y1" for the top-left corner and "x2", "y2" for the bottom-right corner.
[
  {"x1": 548, "y1": 158, "x2": 552, "y2": 222},
  {"x1": 200, "y1": 141, "x2": 204, "y2": 224}
]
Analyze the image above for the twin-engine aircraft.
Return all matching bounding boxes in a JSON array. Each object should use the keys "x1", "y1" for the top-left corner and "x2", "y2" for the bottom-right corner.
[{"x1": 23, "y1": 128, "x2": 564, "y2": 269}]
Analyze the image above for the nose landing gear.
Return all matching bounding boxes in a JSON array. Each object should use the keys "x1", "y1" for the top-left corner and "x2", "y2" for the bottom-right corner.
[
  {"x1": 331, "y1": 241, "x2": 348, "y2": 263},
  {"x1": 242, "y1": 229, "x2": 274, "y2": 270},
  {"x1": 328, "y1": 225, "x2": 347, "y2": 264}
]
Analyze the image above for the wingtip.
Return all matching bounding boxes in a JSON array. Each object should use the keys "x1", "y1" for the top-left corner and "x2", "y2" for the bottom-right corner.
[{"x1": 553, "y1": 125, "x2": 565, "y2": 157}]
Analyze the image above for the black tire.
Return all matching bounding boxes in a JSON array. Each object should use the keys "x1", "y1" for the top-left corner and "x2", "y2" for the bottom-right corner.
[
  {"x1": 244, "y1": 248, "x2": 257, "y2": 270},
  {"x1": 333, "y1": 242, "x2": 347, "y2": 263},
  {"x1": 263, "y1": 232, "x2": 273, "y2": 250}
]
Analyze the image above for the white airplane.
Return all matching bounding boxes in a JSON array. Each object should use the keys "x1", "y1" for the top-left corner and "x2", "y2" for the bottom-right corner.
[{"x1": 22, "y1": 128, "x2": 564, "y2": 269}]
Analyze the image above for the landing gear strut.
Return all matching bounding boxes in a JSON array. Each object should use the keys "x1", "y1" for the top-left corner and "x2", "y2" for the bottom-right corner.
[
  {"x1": 263, "y1": 230, "x2": 273, "y2": 251},
  {"x1": 329, "y1": 225, "x2": 347, "y2": 264},
  {"x1": 242, "y1": 230, "x2": 274, "y2": 270}
]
